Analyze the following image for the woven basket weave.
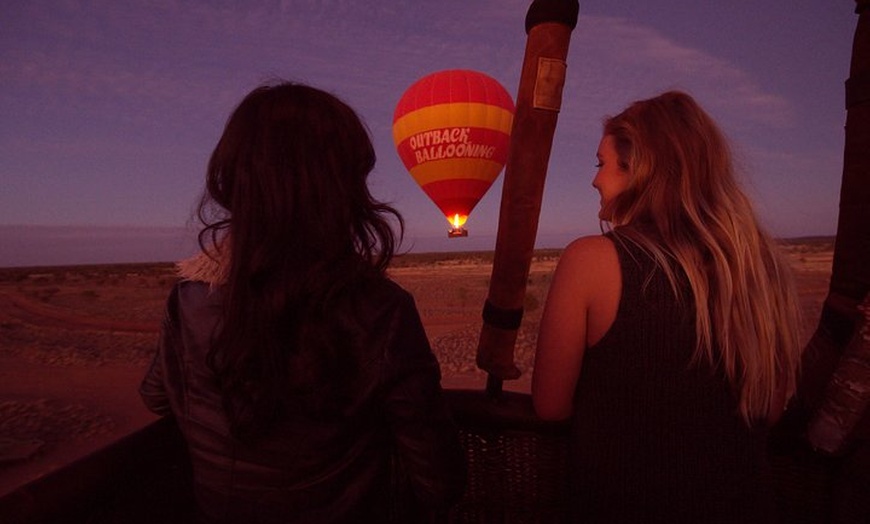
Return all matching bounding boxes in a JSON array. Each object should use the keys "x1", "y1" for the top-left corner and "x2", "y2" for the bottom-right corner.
[
  {"x1": 444, "y1": 389, "x2": 570, "y2": 524},
  {"x1": 1, "y1": 389, "x2": 853, "y2": 523}
]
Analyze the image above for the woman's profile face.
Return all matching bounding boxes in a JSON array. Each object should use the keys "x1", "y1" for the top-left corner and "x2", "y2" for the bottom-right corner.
[{"x1": 592, "y1": 134, "x2": 631, "y2": 221}]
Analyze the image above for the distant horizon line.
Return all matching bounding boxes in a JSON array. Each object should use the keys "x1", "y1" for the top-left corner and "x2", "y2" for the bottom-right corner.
[
  {"x1": 0, "y1": 223, "x2": 837, "y2": 239},
  {"x1": 0, "y1": 224, "x2": 837, "y2": 270}
]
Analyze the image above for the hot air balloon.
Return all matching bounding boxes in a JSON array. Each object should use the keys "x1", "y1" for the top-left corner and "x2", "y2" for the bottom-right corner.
[{"x1": 393, "y1": 69, "x2": 515, "y2": 237}]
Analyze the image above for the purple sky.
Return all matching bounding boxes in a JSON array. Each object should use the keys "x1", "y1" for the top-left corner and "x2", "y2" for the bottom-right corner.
[{"x1": 0, "y1": 1, "x2": 859, "y2": 260}]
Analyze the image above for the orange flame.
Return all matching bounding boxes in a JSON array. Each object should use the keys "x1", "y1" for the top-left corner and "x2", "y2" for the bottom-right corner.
[{"x1": 448, "y1": 213, "x2": 468, "y2": 228}]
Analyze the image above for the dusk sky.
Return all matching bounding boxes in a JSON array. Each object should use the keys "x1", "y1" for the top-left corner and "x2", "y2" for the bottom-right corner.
[{"x1": 0, "y1": 1, "x2": 859, "y2": 265}]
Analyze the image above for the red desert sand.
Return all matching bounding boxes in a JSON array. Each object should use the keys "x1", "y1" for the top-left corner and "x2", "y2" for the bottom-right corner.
[{"x1": 0, "y1": 241, "x2": 833, "y2": 496}]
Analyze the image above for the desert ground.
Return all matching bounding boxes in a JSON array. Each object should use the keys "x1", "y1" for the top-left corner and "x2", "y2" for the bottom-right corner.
[{"x1": 0, "y1": 239, "x2": 834, "y2": 496}]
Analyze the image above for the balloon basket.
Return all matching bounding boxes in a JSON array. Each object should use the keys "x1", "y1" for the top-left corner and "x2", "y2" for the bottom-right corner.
[{"x1": 448, "y1": 227, "x2": 469, "y2": 238}]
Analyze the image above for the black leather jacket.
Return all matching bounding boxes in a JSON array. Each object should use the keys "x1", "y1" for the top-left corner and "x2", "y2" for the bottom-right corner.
[{"x1": 140, "y1": 278, "x2": 466, "y2": 523}]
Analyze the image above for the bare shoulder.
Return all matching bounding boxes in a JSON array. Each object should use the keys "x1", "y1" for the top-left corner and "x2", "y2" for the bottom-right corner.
[
  {"x1": 551, "y1": 235, "x2": 621, "y2": 318},
  {"x1": 533, "y1": 235, "x2": 621, "y2": 419},
  {"x1": 557, "y1": 235, "x2": 619, "y2": 272}
]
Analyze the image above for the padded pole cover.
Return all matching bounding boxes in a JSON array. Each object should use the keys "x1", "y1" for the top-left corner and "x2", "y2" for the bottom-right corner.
[
  {"x1": 799, "y1": 5, "x2": 870, "y2": 448},
  {"x1": 476, "y1": 0, "x2": 579, "y2": 383}
]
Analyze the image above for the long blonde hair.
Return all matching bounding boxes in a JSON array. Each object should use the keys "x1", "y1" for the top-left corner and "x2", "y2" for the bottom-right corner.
[{"x1": 603, "y1": 91, "x2": 801, "y2": 423}]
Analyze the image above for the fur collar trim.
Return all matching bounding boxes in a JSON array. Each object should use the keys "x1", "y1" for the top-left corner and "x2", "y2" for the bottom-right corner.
[{"x1": 176, "y1": 241, "x2": 230, "y2": 287}]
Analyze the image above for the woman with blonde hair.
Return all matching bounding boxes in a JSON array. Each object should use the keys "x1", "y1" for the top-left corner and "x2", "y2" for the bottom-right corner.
[{"x1": 533, "y1": 90, "x2": 801, "y2": 522}]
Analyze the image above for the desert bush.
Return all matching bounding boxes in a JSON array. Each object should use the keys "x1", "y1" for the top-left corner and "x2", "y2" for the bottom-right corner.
[
  {"x1": 524, "y1": 292, "x2": 540, "y2": 313},
  {"x1": 37, "y1": 287, "x2": 61, "y2": 301}
]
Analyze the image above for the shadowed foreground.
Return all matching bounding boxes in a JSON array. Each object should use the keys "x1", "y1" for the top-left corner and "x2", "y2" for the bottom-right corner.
[
  {"x1": 0, "y1": 390, "x2": 843, "y2": 524},
  {"x1": 0, "y1": 241, "x2": 839, "y2": 522}
]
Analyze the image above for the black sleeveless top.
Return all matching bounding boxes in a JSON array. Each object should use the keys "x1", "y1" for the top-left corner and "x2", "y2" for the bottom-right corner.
[{"x1": 568, "y1": 232, "x2": 776, "y2": 523}]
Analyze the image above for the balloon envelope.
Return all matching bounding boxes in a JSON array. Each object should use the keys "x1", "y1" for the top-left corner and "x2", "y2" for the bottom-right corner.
[{"x1": 393, "y1": 70, "x2": 515, "y2": 235}]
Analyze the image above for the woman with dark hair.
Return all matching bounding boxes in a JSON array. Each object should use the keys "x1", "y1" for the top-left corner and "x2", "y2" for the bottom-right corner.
[
  {"x1": 532, "y1": 91, "x2": 802, "y2": 522},
  {"x1": 140, "y1": 82, "x2": 465, "y2": 523}
]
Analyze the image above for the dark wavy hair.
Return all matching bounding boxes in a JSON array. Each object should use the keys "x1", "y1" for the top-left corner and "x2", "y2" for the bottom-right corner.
[{"x1": 196, "y1": 82, "x2": 403, "y2": 440}]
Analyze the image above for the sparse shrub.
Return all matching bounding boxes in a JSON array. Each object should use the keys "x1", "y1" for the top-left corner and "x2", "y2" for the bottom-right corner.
[
  {"x1": 0, "y1": 320, "x2": 23, "y2": 331},
  {"x1": 524, "y1": 292, "x2": 540, "y2": 313},
  {"x1": 157, "y1": 276, "x2": 178, "y2": 288},
  {"x1": 38, "y1": 287, "x2": 61, "y2": 301},
  {"x1": 457, "y1": 286, "x2": 469, "y2": 307}
]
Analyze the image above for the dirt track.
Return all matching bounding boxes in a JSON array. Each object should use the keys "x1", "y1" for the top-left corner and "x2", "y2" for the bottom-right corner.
[
  {"x1": 1, "y1": 291, "x2": 158, "y2": 333},
  {"x1": 0, "y1": 290, "x2": 160, "y2": 496}
]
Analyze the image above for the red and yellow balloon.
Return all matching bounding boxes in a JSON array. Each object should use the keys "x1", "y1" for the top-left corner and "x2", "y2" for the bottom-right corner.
[{"x1": 393, "y1": 70, "x2": 515, "y2": 237}]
